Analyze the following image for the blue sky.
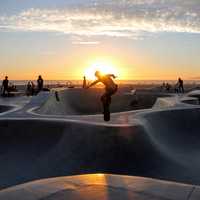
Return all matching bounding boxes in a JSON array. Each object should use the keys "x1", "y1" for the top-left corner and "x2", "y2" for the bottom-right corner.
[{"x1": 0, "y1": 0, "x2": 200, "y2": 80}]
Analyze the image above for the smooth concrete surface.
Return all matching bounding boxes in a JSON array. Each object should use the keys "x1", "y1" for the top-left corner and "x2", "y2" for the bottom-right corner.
[
  {"x1": 1, "y1": 108, "x2": 200, "y2": 189},
  {"x1": 0, "y1": 105, "x2": 14, "y2": 113},
  {"x1": 186, "y1": 90, "x2": 200, "y2": 105},
  {"x1": 0, "y1": 118, "x2": 171, "y2": 188},
  {"x1": 153, "y1": 97, "x2": 178, "y2": 108},
  {"x1": 0, "y1": 174, "x2": 199, "y2": 200},
  {"x1": 180, "y1": 96, "x2": 199, "y2": 105},
  {"x1": 36, "y1": 88, "x2": 169, "y2": 115},
  {"x1": 0, "y1": 88, "x2": 200, "y2": 198},
  {"x1": 187, "y1": 90, "x2": 200, "y2": 98}
]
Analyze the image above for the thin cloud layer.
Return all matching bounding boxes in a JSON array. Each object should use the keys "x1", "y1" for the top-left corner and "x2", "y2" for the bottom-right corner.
[{"x1": 0, "y1": 0, "x2": 199, "y2": 38}]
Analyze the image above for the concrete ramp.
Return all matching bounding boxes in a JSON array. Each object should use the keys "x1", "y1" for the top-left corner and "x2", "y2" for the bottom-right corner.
[
  {"x1": 142, "y1": 108, "x2": 200, "y2": 169},
  {"x1": 1, "y1": 88, "x2": 200, "y2": 196},
  {"x1": 1, "y1": 107, "x2": 200, "y2": 189},
  {"x1": 180, "y1": 97, "x2": 199, "y2": 105},
  {"x1": 36, "y1": 88, "x2": 170, "y2": 115},
  {"x1": 0, "y1": 174, "x2": 198, "y2": 200},
  {"x1": 0, "y1": 105, "x2": 14, "y2": 113},
  {"x1": 36, "y1": 88, "x2": 134, "y2": 115},
  {"x1": 0, "y1": 119, "x2": 160, "y2": 189}
]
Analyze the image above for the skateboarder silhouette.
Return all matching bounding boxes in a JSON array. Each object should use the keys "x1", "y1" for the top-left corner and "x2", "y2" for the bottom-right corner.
[{"x1": 86, "y1": 71, "x2": 118, "y2": 121}]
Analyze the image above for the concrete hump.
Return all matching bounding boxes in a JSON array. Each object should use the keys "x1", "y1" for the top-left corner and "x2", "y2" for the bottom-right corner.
[{"x1": 0, "y1": 174, "x2": 198, "y2": 200}]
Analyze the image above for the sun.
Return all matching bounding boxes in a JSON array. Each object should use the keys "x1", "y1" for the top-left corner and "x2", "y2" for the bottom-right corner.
[{"x1": 84, "y1": 60, "x2": 118, "y2": 80}]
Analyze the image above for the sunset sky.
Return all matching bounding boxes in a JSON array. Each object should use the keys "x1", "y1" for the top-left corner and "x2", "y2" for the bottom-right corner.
[{"x1": 0, "y1": 0, "x2": 200, "y2": 80}]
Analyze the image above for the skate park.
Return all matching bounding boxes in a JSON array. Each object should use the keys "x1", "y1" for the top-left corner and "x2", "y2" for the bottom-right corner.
[{"x1": 0, "y1": 87, "x2": 200, "y2": 199}]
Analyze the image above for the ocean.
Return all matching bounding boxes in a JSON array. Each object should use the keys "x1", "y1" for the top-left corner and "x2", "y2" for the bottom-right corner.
[{"x1": 4, "y1": 79, "x2": 200, "y2": 86}]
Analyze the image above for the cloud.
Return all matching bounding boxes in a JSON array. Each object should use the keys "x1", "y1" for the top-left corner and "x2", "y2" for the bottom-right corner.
[
  {"x1": 72, "y1": 41, "x2": 100, "y2": 45},
  {"x1": 0, "y1": 0, "x2": 199, "y2": 38}
]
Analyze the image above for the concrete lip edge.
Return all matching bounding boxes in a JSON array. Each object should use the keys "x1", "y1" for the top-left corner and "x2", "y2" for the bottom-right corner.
[
  {"x1": 0, "y1": 104, "x2": 22, "y2": 116},
  {"x1": 0, "y1": 174, "x2": 198, "y2": 200}
]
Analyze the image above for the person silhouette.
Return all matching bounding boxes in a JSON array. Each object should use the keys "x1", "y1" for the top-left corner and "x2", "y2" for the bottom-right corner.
[
  {"x1": 178, "y1": 78, "x2": 184, "y2": 93},
  {"x1": 1, "y1": 76, "x2": 9, "y2": 96},
  {"x1": 86, "y1": 71, "x2": 118, "y2": 121},
  {"x1": 26, "y1": 81, "x2": 32, "y2": 96},
  {"x1": 37, "y1": 75, "x2": 44, "y2": 92},
  {"x1": 31, "y1": 81, "x2": 35, "y2": 95},
  {"x1": 83, "y1": 76, "x2": 87, "y2": 89}
]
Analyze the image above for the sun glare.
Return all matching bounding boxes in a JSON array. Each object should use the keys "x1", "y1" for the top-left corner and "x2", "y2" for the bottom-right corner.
[{"x1": 84, "y1": 60, "x2": 118, "y2": 80}]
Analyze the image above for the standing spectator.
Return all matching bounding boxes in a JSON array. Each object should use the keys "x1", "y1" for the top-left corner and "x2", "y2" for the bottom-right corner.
[
  {"x1": 178, "y1": 78, "x2": 184, "y2": 93},
  {"x1": 31, "y1": 81, "x2": 35, "y2": 95},
  {"x1": 26, "y1": 81, "x2": 32, "y2": 96},
  {"x1": 1, "y1": 76, "x2": 9, "y2": 96},
  {"x1": 174, "y1": 82, "x2": 179, "y2": 93},
  {"x1": 165, "y1": 83, "x2": 171, "y2": 92},
  {"x1": 37, "y1": 75, "x2": 44, "y2": 92},
  {"x1": 83, "y1": 76, "x2": 87, "y2": 88}
]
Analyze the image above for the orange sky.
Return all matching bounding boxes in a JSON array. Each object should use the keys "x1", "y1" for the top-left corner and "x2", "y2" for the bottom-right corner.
[{"x1": 0, "y1": 1, "x2": 200, "y2": 81}]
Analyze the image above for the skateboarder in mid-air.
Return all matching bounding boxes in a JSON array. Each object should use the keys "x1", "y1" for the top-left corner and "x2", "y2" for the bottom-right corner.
[{"x1": 86, "y1": 71, "x2": 118, "y2": 121}]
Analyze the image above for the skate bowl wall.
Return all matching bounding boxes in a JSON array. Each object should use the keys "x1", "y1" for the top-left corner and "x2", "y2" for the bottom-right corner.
[
  {"x1": 1, "y1": 108, "x2": 200, "y2": 189},
  {"x1": 186, "y1": 90, "x2": 200, "y2": 105},
  {"x1": 0, "y1": 105, "x2": 15, "y2": 113},
  {"x1": 0, "y1": 119, "x2": 159, "y2": 189},
  {"x1": 143, "y1": 108, "x2": 200, "y2": 169},
  {"x1": 36, "y1": 88, "x2": 169, "y2": 115}
]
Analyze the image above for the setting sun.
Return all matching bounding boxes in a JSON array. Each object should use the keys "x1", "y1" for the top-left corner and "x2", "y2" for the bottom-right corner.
[{"x1": 84, "y1": 59, "x2": 119, "y2": 80}]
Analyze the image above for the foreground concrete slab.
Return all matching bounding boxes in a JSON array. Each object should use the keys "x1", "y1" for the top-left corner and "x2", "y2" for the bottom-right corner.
[{"x1": 0, "y1": 174, "x2": 198, "y2": 200}]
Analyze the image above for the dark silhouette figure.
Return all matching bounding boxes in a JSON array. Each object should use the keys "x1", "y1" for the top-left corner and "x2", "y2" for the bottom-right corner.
[
  {"x1": 55, "y1": 91, "x2": 60, "y2": 102},
  {"x1": 37, "y1": 75, "x2": 44, "y2": 92},
  {"x1": 178, "y1": 78, "x2": 184, "y2": 93},
  {"x1": 174, "y1": 82, "x2": 179, "y2": 93},
  {"x1": 86, "y1": 71, "x2": 118, "y2": 121},
  {"x1": 31, "y1": 81, "x2": 35, "y2": 95},
  {"x1": 26, "y1": 81, "x2": 32, "y2": 96},
  {"x1": 26, "y1": 81, "x2": 35, "y2": 96},
  {"x1": 165, "y1": 83, "x2": 171, "y2": 92},
  {"x1": 161, "y1": 82, "x2": 166, "y2": 92},
  {"x1": 83, "y1": 76, "x2": 87, "y2": 89},
  {"x1": 1, "y1": 76, "x2": 9, "y2": 96}
]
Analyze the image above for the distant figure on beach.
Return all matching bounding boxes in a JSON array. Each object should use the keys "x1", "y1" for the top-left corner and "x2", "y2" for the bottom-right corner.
[
  {"x1": 86, "y1": 71, "x2": 118, "y2": 121},
  {"x1": 161, "y1": 82, "x2": 166, "y2": 92},
  {"x1": 178, "y1": 77, "x2": 184, "y2": 93},
  {"x1": 174, "y1": 82, "x2": 179, "y2": 93},
  {"x1": 26, "y1": 81, "x2": 35, "y2": 96},
  {"x1": 37, "y1": 75, "x2": 44, "y2": 92},
  {"x1": 31, "y1": 81, "x2": 35, "y2": 95},
  {"x1": 26, "y1": 81, "x2": 32, "y2": 96},
  {"x1": 9, "y1": 83, "x2": 17, "y2": 92},
  {"x1": 83, "y1": 76, "x2": 87, "y2": 89},
  {"x1": 165, "y1": 83, "x2": 171, "y2": 92},
  {"x1": 1, "y1": 76, "x2": 9, "y2": 96}
]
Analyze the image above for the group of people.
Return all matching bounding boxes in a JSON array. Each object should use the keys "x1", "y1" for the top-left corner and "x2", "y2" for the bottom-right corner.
[
  {"x1": 162, "y1": 77, "x2": 184, "y2": 93},
  {"x1": 0, "y1": 71, "x2": 187, "y2": 122},
  {"x1": 26, "y1": 75, "x2": 44, "y2": 96},
  {"x1": 0, "y1": 75, "x2": 44, "y2": 97}
]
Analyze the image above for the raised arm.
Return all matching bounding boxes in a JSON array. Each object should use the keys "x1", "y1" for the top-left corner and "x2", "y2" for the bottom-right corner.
[
  {"x1": 108, "y1": 74, "x2": 116, "y2": 79},
  {"x1": 86, "y1": 80, "x2": 99, "y2": 89}
]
